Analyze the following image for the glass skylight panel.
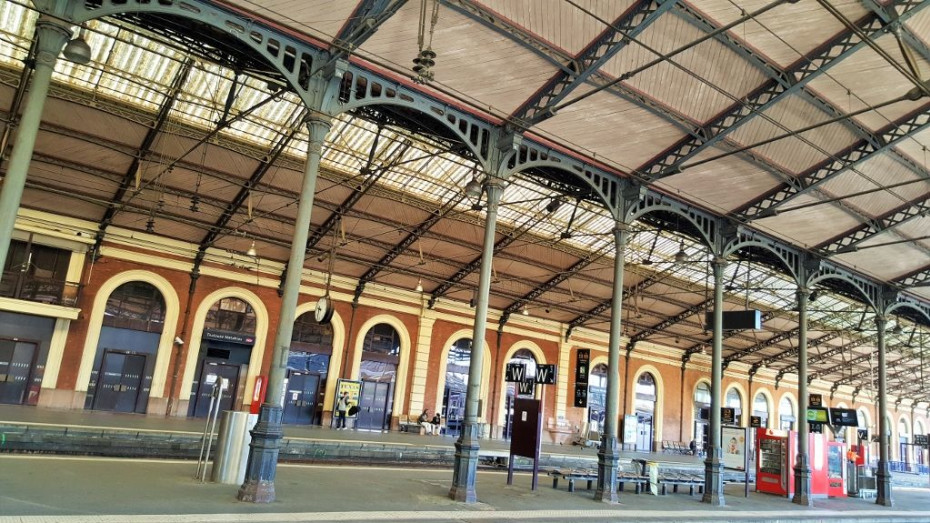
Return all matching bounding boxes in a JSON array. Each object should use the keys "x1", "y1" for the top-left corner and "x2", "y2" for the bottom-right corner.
[{"x1": 0, "y1": 3, "x2": 35, "y2": 66}]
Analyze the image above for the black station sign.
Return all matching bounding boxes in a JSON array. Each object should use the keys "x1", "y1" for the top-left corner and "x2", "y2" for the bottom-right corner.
[{"x1": 575, "y1": 349, "x2": 590, "y2": 384}]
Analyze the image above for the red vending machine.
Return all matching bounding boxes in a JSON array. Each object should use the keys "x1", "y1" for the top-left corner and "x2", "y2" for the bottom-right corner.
[
  {"x1": 826, "y1": 441, "x2": 846, "y2": 498},
  {"x1": 756, "y1": 428, "x2": 832, "y2": 498},
  {"x1": 756, "y1": 427, "x2": 795, "y2": 496}
]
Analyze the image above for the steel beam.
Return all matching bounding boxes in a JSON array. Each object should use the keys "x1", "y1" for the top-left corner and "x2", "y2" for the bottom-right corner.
[
  {"x1": 194, "y1": 107, "x2": 306, "y2": 265},
  {"x1": 92, "y1": 58, "x2": 194, "y2": 254},
  {"x1": 333, "y1": 0, "x2": 408, "y2": 55},
  {"x1": 511, "y1": 0, "x2": 675, "y2": 125},
  {"x1": 741, "y1": 104, "x2": 930, "y2": 220},
  {"x1": 640, "y1": 1, "x2": 928, "y2": 180},
  {"x1": 355, "y1": 192, "x2": 466, "y2": 303},
  {"x1": 626, "y1": 298, "x2": 712, "y2": 350}
]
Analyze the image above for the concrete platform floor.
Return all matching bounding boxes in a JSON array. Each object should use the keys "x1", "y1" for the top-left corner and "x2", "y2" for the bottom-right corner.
[
  {"x1": 1, "y1": 455, "x2": 929, "y2": 523},
  {"x1": 1, "y1": 404, "x2": 929, "y2": 522}
]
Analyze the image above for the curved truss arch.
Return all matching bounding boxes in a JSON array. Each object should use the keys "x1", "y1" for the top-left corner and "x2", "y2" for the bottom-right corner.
[
  {"x1": 629, "y1": 195, "x2": 717, "y2": 248},
  {"x1": 809, "y1": 267, "x2": 881, "y2": 311},
  {"x1": 722, "y1": 237, "x2": 801, "y2": 284}
]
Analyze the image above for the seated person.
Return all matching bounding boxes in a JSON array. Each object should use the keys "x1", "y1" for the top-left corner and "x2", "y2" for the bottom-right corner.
[
  {"x1": 431, "y1": 412, "x2": 442, "y2": 435},
  {"x1": 418, "y1": 409, "x2": 433, "y2": 435}
]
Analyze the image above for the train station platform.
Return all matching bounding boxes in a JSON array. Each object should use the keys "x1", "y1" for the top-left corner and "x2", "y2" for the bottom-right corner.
[{"x1": 1, "y1": 404, "x2": 929, "y2": 522}]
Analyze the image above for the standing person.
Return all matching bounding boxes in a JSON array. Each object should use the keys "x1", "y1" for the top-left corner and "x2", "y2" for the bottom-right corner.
[
  {"x1": 431, "y1": 412, "x2": 442, "y2": 436},
  {"x1": 418, "y1": 409, "x2": 433, "y2": 435},
  {"x1": 335, "y1": 391, "x2": 349, "y2": 430}
]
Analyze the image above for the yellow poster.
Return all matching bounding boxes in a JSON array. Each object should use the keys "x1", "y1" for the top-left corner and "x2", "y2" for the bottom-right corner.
[{"x1": 336, "y1": 379, "x2": 361, "y2": 418}]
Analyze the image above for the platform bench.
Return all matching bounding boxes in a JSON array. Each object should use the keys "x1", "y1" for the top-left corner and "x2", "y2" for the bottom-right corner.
[
  {"x1": 658, "y1": 474, "x2": 704, "y2": 496},
  {"x1": 548, "y1": 469, "x2": 597, "y2": 493},
  {"x1": 398, "y1": 415, "x2": 425, "y2": 434}
]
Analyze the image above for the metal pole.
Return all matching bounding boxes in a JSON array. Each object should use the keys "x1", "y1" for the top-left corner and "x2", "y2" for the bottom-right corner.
[
  {"x1": 449, "y1": 178, "x2": 503, "y2": 503},
  {"x1": 195, "y1": 382, "x2": 218, "y2": 479},
  {"x1": 202, "y1": 379, "x2": 228, "y2": 482},
  {"x1": 0, "y1": 20, "x2": 70, "y2": 272},
  {"x1": 702, "y1": 257, "x2": 726, "y2": 505},
  {"x1": 793, "y1": 288, "x2": 812, "y2": 505},
  {"x1": 237, "y1": 116, "x2": 331, "y2": 503},
  {"x1": 876, "y1": 315, "x2": 893, "y2": 506},
  {"x1": 594, "y1": 223, "x2": 628, "y2": 503}
]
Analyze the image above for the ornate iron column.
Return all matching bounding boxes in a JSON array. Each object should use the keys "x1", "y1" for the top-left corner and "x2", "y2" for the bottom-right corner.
[
  {"x1": 594, "y1": 222, "x2": 629, "y2": 503},
  {"x1": 792, "y1": 287, "x2": 812, "y2": 506},
  {"x1": 702, "y1": 256, "x2": 726, "y2": 506},
  {"x1": 449, "y1": 176, "x2": 504, "y2": 503},
  {"x1": 237, "y1": 115, "x2": 331, "y2": 503},
  {"x1": 875, "y1": 314, "x2": 893, "y2": 506},
  {"x1": 0, "y1": 19, "x2": 70, "y2": 272}
]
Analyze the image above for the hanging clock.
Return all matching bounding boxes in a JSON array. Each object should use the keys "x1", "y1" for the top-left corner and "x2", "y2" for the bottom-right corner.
[{"x1": 315, "y1": 294, "x2": 334, "y2": 325}]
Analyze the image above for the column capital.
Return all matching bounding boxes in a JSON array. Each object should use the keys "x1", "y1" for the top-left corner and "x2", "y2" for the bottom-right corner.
[{"x1": 34, "y1": 18, "x2": 72, "y2": 67}]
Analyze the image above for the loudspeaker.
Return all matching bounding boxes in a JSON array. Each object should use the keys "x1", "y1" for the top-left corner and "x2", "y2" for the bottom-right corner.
[{"x1": 704, "y1": 309, "x2": 762, "y2": 330}]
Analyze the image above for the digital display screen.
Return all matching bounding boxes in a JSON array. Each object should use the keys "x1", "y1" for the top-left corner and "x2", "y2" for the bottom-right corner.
[
  {"x1": 806, "y1": 407, "x2": 829, "y2": 423},
  {"x1": 829, "y1": 408, "x2": 859, "y2": 427}
]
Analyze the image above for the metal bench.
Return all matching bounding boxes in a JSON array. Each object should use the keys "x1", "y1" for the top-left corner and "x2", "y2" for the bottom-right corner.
[{"x1": 548, "y1": 469, "x2": 597, "y2": 493}]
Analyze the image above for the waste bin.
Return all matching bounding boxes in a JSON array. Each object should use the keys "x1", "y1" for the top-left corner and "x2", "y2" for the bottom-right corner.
[
  {"x1": 645, "y1": 461, "x2": 659, "y2": 495},
  {"x1": 846, "y1": 461, "x2": 858, "y2": 497},
  {"x1": 211, "y1": 411, "x2": 258, "y2": 484}
]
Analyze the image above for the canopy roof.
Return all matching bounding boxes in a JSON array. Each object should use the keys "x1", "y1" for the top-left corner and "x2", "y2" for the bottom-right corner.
[{"x1": 2, "y1": 0, "x2": 930, "y2": 406}]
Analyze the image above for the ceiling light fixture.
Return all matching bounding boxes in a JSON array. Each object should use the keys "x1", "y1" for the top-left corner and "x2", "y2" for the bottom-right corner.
[
  {"x1": 63, "y1": 26, "x2": 92, "y2": 65},
  {"x1": 674, "y1": 240, "x2": 689, "y2": 264},
  {"x1": 523, "y1": 306, "x2": 529, "y2": 316},
  {"x1": 246, "y1": 241, "x2": 257, "y2": 258},
  {"x1": 415, "y1": 278, "x2": 423, "y2": 293},
  {"x1": 464, "y1": 176, "x2": 482, "y2": 199}
]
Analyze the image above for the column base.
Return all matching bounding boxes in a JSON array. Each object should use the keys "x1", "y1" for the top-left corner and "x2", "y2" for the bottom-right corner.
[
  {"x1": 236, "y1": 404, "x2": 283, "y2": 503},
  {"x1": 792, "y1": 454, "x2": 813, "y2": 507},
  {"x1": 875, "y1": 460, "x2": 893, "y2": 507},
  {"x1": 449, "y1": 421, "x2": 481, "y2": 503},
  {"x1": 594, "y1": 435, "x2": 620, "y2": 503},
  {"x1": 702, "y1": 447, "x2": 725, "y2": 506}
]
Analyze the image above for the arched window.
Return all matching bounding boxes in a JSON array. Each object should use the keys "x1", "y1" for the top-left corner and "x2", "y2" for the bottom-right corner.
[
  {"x1": 204, "y1": 297, "x2": 255, "y2": 334},
  {"x1": 726, "y1": 387, "x2": 743, "y2": 426},
  {"x1": 360, "y1": 323, "x2": 400, "y2": 383},
  {"x1": 103, "y1": 281, "x2": 165, "y2": 333},
  {"x1": 588, "y1": 363, "x2": 608, "y2": 431},
  {"x1": 634, "y1": 373, "x2": 657, "y2": 452},
  {"x1": 694, "y1": 382, "x2": 711, "y2": 447},
  {"x1": 780, "y1": 396, "x2": 796, "y2": 431},
  {"x1": 753, "y1": 393, "x2": 769, "y2": 428},
  {"x1": 443, "y1": 338, "x2": 471, "y2": 437}
]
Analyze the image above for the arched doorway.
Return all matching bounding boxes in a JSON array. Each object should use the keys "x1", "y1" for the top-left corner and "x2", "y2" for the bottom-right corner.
[
  {"x1": 694, "y1": 382, "x2": 711, "y2": 452},
  {"x1": 442, "y1": 338, "x2": 471, "y2": 437},
  {"x1": 85, "y1": 281, "x2": 165, "y2": 413},
  {"x1": 189, "y1": 297, "x2": 256, "y2": 418},
  {"x1": 503, "y1": 348, "x2": 537, "y2": 439},
  {"x1": 899, "y1": 418, "x2": 910, "y2": 464},
  {"x1": 634, "y1": 372, "x2": 657, "y2": 452},
  {"x1": 916, "y1": 420, "x2": 926, "y2": 467},
  {"x1": 726, "y1": 387, "x2": 743, "y2": 426},
  {"x1": 357, "y1": 323, "x2": 400, "y2": 431},
  {"x1": 753, "y1": 393, "x2": 770, "y2": 428},
  {"x1": 282, "y1": 311, "x2": 333, "y2": 425},
  {"x1": 587, "y1": 363, "x2": 608, "y2": 432},
  {"x1": 780, "y1": 396, "x2": 796, "y2": 431}
]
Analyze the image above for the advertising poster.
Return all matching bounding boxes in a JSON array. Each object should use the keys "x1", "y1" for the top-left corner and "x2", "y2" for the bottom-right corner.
[
  {"x1": 622, "y1": 414, "x2": 637, "y2": 446},
  {"x1": 336, "y1": 378, "x2": 361, "y2": 418},
  {"x1": 722, "y1": 426, "x2": 748, "y2": 471}
]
